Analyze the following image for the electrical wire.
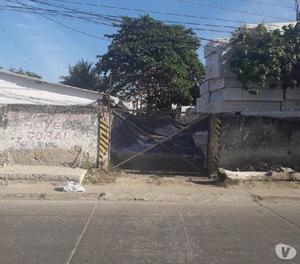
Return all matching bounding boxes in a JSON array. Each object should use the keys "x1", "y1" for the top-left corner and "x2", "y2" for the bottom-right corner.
[
  {"x1": 24, "y1": 0, "x2": 293, "y2": 31},
  {"x1": 0, "y1": 23, "x2": 54, "y2": 80},
  {"x1": 176, "y1": 0, "x2": 292, "y2": 21},
  {"x1": 40, "y1": 14, "x2": 110, "y2": 41},
  {"x1": 1, "y1": 6, "x2": 234, "y2": 35},
  {"x1": 22, "y1": 0, "x2": 239, "y2": 30},
  {"x1": 46, "y1": 0, "x2": 269, "y2": 25},
  {"x1": 4, "y1": 0, "x2": 114, "y2": 40},
  {"x1": 0, "y1": 0, "x2": 246, "y2": 52},
  {"x1": 0, "y1": 5, "x2": 117, "y2": 27},
  {"x1": 242, "y1": 0, "x2": 294, "y2": 9},
  {"x1": 7, "y1": 0, "x2": 295, "y2": 32},
  {"x1": 21, "y1": 0, "x2": 122, "y2": 23},
  {"x1": 2, "y1": 0, "x2": 270, "y2": 50},
  {"x1": 3, "y1": 1, "x2": 236, "y2": 34}
]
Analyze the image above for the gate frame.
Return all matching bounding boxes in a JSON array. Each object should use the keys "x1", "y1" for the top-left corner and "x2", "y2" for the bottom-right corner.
[
  {"x1": 97, "y1": 102, "x2": 112, "y2": 171},
  {"x1": 208, "y1": 114, "x2": 222, "y2": 175}
]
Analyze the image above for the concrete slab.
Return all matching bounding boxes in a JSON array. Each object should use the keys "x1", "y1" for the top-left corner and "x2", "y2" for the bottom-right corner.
[
  {"x1": 0, "y1": 176, "x2": 299, "y2": 203},
  {"x1": 282, "y1": 100, "x2": 300, "y2": 111},
  {"x1": 0, "y1": 182, "x2": 252, "y2": 203},
  {"x1": 249, "y1": 189, "x2": 300, "y2": 203},
  {"x1": 290, "y1": 189, "x2": 300, "y2": 194},
  {"x1": 199, "y1": 80, "x2": 209, "y2": 95},
  {"x1": 0, "y1": 200, "x2": 299, "y2": 264},
  {"x1": 73, "y1": 202, "x2": 300, "y2": 264},
  {"x1": 211, "y1": 87, "x2": 283, "y2": 102},
  {"x1": 0, "y1": 200, "x2": 95, "y2": 264},
  {"x1": 208, "y1": 100, "x2": 281, "y2": 113},
  {"x1": 0, "y1": 165, "x2": 87, "y2": 184},
  {"x1": 241, "y1": 111, "x2": 300, "y2": 119}
]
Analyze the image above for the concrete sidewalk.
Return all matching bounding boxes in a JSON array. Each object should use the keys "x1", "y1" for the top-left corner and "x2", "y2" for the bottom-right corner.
[
  {"x1": 0, "y1": 165, "x2": 87, "y2": 183},
  {"x1": 0, "y1": 175, "x2": 299, "y2": 203}
]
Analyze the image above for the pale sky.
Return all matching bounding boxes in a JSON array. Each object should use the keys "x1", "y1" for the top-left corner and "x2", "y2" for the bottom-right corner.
[{"x1": 0, "y1": 0, "x2": 297, "y2": 82}]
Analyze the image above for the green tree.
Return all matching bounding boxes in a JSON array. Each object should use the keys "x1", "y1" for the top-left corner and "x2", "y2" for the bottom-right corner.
[
  {"x1": 97, "y1": 15, "x2": 204, "y2": 110},
  {"x1": 61, "y1": 59, "x2": 104, "y2": 91},
  {"x1": 280, "y1": 23, "x2": 300, "y2": 91},
  {"x1": 228, "y1": 24, "x2": 283, "y2": 93},
  {"x1": 10, "y1": 67, "x2": 42, "y2": 79},
  {"x1": 228, "y1": 23, "x2": 300, "y2": 94}
]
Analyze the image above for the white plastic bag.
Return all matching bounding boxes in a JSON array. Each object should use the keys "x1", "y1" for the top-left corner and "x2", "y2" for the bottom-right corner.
[{"x1": 63, "y1": 181, "x2": 86, "y2": 193}]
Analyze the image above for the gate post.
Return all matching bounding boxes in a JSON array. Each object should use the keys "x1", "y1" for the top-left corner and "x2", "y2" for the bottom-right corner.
[
  {"x1": 208, "y1": 114, "x2": 222, "y2": 175},
  {"x1": 98, "y1": 110, "x2": 110, "y2": 171}
]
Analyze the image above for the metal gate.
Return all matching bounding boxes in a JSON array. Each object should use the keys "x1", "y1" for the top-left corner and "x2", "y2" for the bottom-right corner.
[{"x1": 109, "y1": 109, "x2": 209, "y2": 174}]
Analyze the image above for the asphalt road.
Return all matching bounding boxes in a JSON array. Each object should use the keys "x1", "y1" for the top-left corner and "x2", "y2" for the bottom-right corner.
[{"x1": 0, "y1": 200, "x2": 299, "y2": 264}]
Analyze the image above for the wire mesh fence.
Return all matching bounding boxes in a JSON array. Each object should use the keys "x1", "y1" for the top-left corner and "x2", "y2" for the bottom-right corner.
[{"x1": 110, "y1": 109, "x2": 209, "y2": 174}]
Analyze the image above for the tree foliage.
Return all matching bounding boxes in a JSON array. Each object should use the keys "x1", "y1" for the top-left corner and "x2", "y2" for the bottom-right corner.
[
  {"x1": 228, "y1": 23, "x2": 300, "y2": 93},
  {"x1": 10, "y1": 67, "x2": 42, "y2": 79},
  {"x1": 97, "y1": 15, "x2": 204, "y2": 110},
  {"x1": 60, "y1": 59, "x2": 104, "y2": 91},
  {"x1": 280, "y1": 23, "x2": 300, "y2": 90}
]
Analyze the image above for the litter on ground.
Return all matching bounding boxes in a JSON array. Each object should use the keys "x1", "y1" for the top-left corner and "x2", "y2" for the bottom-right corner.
[{"x1": 63, "y1": 181, "x2": 86, "y2": 192}]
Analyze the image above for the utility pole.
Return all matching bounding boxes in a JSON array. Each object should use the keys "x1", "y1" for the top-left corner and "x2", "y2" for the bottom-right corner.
[
  {"x1": 107, "y1": 75, "x2": 112, "y2": 171},
  {"x1": 296, "y1": 0, "x2": 300, "y2": 21}
]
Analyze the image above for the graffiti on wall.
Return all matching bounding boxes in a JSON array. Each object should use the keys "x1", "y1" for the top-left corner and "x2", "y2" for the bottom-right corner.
[{"x1": 6, "y1": 111, "x2": 93, "y2": 149}]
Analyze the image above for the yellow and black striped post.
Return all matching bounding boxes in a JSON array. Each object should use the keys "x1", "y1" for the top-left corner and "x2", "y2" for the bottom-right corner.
[
  {"x1": 99, "y1": 115, "x2": 110, "y2": 168},
  {"x1": 208, "y1": 115, "x2": 222, "y2": 175}
]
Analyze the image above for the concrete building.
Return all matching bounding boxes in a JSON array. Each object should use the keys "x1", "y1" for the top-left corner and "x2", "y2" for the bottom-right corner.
[
  {"x1": 0, "y1": 70, "x2": 105, "y2": 168},
  {"x1": 0, "y1": 69, "x2": 103, "y2": 105},
  {"x1": 196, "y1": 22, "x2": 300, "y2": 116}
]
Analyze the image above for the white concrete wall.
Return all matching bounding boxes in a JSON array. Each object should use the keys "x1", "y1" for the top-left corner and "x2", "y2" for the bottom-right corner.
[
  {"x1": 205, "y1": 63, "x2": 233, "y2": 80},
  {"x1": 208, "y1": 101, "x2": 281, "y2": 113},
  {"x1": 199, "y1": 81, "x2": 209, "y2": 95},
  {"x1": 196, "y1": 94, "x2": 209, "y2": 113},
  {"x1": 0, "y1": 105, "x2": 99, "y2": 167},
  {"x1": 286, "y1": 88, "x2": 300, "y2": 100},
  {"x1": 210, "y1": 88, "x2": 283, "y2": 102},
  {"x1": 204, "y1": 40, "x2": 228, "y2": 58}
]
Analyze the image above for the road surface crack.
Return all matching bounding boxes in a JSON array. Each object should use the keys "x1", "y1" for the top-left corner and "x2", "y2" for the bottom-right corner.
[
  {"x1": 65, "y1": 196, "x2": 101, "y2": 264},
  {"x1": 246, "y1": 188, "x2": 300, "y2": 230}
]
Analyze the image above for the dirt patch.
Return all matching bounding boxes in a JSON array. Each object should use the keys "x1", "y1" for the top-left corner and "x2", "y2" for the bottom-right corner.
[
  {"x1": 0, "y1": 153, "x2": 9, "y2": 166},
  {"x1": 86, "y1": 171, "x2": 300, "y2": 191},
  {"x1": 216, "y1": 178, "x2": 240, "y2": 188},
  {"x1": 146, "y1": 176, "x2": 171, "y2": 186},
  {"x1": 84, "y1": 169, "x2": 117, "y2": 185},
  {"x1": 225, "y1": 179, "x2": 300, "y2": 190},
  {"x1": 0, "y1": 148, "x2": 92, "y2": 168},
  {"x1": 92, "y1": 173, "x2": 215, "y2": 189}
]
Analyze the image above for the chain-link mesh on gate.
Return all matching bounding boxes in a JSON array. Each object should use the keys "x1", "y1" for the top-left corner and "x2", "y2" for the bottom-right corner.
[{"x1": 110, "y1": 109, "x2": 209, "y2": 174}]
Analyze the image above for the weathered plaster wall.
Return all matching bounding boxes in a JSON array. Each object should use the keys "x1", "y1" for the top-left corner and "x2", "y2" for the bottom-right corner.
[
  {"x1": 0, "y1": 105, "x2": 99, "y2": 167},
  {"x1": 219, "y1": 115, "x2": 300, "y2": 169}
]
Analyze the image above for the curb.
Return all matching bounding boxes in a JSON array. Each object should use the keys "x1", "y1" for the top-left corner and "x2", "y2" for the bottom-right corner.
[
  {"x1": 0, "y1": 192, "x2": 299, "y2": 203},
  {"x1": 0, "y1": 192, "x2": 102, "y2": 201},
  {"x1": 257, "y1": 195, "x2": 300, "y2": 202}
]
